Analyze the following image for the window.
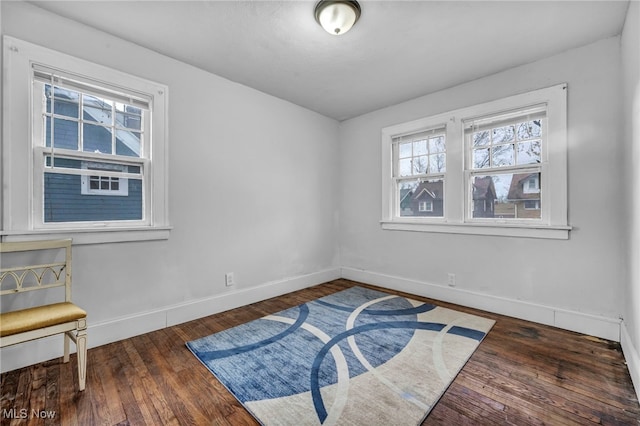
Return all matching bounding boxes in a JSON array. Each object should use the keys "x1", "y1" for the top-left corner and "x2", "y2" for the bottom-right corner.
[
  {"x1": 2, "y1": 36, "x2": 170, "y2": 244},
  {"x1": 36, "y1": 81, "x2": 145, "y2": 222},
  {"x1": 81, "y1": 162, "x2": 129, "y2": 196},
  {"x1": 466, "y1": 106, "x2": 545, "y2": 221},
  {"x1": 381, "y1": 84, "x2": 569, "y2": 239},
  {"x1": 523, "y1": 176, "x2": 540, "y2": 194},
  {"x1": 393, "y1": 127, "x2": 446, "y2": 218},
  {"x1": 418, "y1": 200, "x2": 433, "y2": 212}
]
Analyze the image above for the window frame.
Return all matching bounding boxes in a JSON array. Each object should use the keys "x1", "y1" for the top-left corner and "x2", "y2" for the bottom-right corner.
[
  {"x1": 381, "y1": 84, "x2": 570, "y2": 239},
  {"x1": 392, "y1": 125, "x2": 447, "y2": 219},
  {"x1": 2, "y1": 36, "x2": 171, "y2": 244}
]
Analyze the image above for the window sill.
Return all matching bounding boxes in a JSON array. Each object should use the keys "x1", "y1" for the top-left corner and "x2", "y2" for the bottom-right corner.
[
  {"x1": 380, "y1": 220, "x2": 571, "y2": 239},
  {"x1": 0, "y1": 226, "x2": 172, "y2": 245}
]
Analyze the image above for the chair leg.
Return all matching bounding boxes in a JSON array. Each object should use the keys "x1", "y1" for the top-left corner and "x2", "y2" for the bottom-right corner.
[
  {"x1": 76, "y1": 329, "x2": 87, "y2": 391},
  {"x1": 64, "y1": 333, "x2": 70, "y2": 363}
]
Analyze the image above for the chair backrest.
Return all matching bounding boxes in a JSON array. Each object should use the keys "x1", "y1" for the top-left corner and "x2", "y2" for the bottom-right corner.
[{"x1": 0, "y1": 239, "x2": 73, "y2": 302}]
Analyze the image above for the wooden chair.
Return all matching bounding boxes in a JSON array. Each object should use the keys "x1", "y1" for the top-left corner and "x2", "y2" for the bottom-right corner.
[{"x1": 0, "y1": 239, "x2": 87, "y2": 391}]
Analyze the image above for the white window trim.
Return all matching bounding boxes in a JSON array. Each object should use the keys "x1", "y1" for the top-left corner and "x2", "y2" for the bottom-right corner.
[
  {"x1": 2, "y1": 36, "x2": 171, "y2": 244},
  {"x1": 523, "y1": 176, "x2": 540, "y2": 194},
  {"x1": 381, "y1": 84, "x2": 570, "y2": 240},
  {"x1": 80, "y1": 162, "x2": 129, "y2": 196},
  {"x1": 418, "y1": 200, "x2": 433, "y2": 212}
]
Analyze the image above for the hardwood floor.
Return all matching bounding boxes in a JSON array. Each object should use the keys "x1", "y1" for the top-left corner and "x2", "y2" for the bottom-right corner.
[{"x1": 2, "y1": 279, "x2": 639, "y2": 425}]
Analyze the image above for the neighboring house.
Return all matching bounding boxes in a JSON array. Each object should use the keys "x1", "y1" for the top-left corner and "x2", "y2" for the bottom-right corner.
[
  {"x1": 399, "y1": 187, "x2": 414, "y2": 216},
  {"x1": 471, "y1": 176, "x2": 496, "y2": 218},
  {"x1": 408, "y1": 180, "x2": 444, "y2": 217},
  {"x1": 494, "y1": 201, "x2": 516, "y2": 218},
  {"x1": 506, "y1": 172, "x2": 541, "y2": 219}
]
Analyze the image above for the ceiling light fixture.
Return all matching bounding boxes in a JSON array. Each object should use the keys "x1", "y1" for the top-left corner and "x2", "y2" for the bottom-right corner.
[{"x1": 314, "y1": 1, "x2": 361, "y2": 36}]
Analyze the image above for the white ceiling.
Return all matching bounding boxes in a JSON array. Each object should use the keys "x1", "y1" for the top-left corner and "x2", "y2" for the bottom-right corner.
[{"x1": 30, "y1": 0, "x2": 630, "y2": 121}]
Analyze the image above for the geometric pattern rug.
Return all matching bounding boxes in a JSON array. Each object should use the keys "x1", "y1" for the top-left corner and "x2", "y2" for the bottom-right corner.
[{"x1": 187, "y1": 286, "x2": 495, "y2": 425}]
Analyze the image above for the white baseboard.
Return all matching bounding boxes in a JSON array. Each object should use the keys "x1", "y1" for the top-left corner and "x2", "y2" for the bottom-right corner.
[
  {"x1": 0, "y1": 267, "x2": 341, "y2": 373},
  {"x1": 0, "y1": 266, "x2": 624, "y2": 373},
  {"x1": 621, "y1": 321, "x2": 640, "y2": 402},
  {"x1": 341, "y1": 267, "x2": 621, "y2": 342},
  {"x1": 164, "y1": 268, "x2": 341, "y2": 327}
]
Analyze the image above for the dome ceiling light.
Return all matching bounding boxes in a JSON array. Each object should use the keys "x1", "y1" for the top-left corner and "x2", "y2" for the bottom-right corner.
[{"x1": 314, "y1": 1, "x2": 361, "y2": 36}]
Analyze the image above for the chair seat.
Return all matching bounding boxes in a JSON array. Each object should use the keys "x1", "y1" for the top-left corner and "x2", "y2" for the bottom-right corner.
[{"x1": 0, "y1": 302, "x2": 87, "y2": 337}]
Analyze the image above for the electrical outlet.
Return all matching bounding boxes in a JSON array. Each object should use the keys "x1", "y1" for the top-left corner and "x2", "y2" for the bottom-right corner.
[
  {"x1": 447, "y1": 273, "x2": 456, "y2": 287},
  {"x1": 225, "y1": 272, "x2": 235, "y2": 287}
]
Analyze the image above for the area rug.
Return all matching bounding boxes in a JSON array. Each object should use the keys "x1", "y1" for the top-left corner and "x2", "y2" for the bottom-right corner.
[{"x1": 186, "y1": 286, "x2": 495, "y2": 425}]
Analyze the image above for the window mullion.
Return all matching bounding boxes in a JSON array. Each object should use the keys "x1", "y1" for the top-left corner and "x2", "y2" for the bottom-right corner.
[
  {"x1": 111, "y1": 102, "x2": 116, "y2": 155},
  {"x1": 445, "y1": 118, "x2": 463, "y2": 223},
  {"x1": 79, "y1": 93, "x2": 85, "y2": 153}
]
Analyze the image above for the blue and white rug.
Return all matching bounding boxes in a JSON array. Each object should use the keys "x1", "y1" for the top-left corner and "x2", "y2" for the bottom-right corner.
[{"x1": 187, "y1": 286, "x2": 494, "y2": 425}]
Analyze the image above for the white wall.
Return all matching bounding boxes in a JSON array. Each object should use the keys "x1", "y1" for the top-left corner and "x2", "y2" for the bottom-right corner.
[
  {"x1": 1, "y1": 1, "x2": 340, "y2": 371},
  {"x1": 338, "y1": 36, "x2": 625, "y2": 338},
  {"x1": 621, "y1": 0, "x2": 640, "y2": 401}
]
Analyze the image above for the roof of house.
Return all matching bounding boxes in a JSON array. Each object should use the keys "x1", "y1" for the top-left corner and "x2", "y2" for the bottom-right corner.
[
  {"x1": 507, "y1": 173, "x2": 540, "y2": 200},
  {"x1": 413, "y1": 181, "x2": 443, "y2": 201},
  {"x1": 472, "y1": 176, "x2": 496, "y2": 200},
  {"x1": 400, "y1": 188, "x2": 413, "y2": 205}
]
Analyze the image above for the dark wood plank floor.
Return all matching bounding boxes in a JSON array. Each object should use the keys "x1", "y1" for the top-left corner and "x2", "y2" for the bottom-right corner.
[{"x1": 2, "y1": 279, "x2": 639, "y2": 425}]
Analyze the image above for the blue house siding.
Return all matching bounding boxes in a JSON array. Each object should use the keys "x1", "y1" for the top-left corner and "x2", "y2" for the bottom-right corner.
[
  {"x1": 44, "y1": 173, "x2": 142, "y2": 222},
  {"x1": 47, "y1": 117, "x2": 79, "y2": 149}
]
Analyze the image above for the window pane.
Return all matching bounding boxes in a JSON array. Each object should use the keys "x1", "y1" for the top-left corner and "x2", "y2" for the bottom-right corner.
[
  {"x1": 471, "y1": 172, "x2": 541, "y2": 219},
  {"x1": 83, "y1": 123, "x2": 113, "y2": 154},
  {"x1": 492, "y1": 125, "x2": 515, "y2": 143},
  {"x1": 413, "y1": 156, "x2": 428, "y2": 174},
  {"x1": 44, "y1": 172, "x2": 142, "y2": 222},
  {"x1": 473, "y1": 131, "x2": 490, "y2": 146},
  {"x1": 46, "y1": 156, "x2": 82, "y2": 169},
  {"x1": 115, "y1": 104, "x2": 142, "y2": 131},
  {"x1": 47, "y1": 117, "x2": 79, "y2": 150},
  {"x1": 46, "y1": 85, "x2": 79, "y2": 118},
  {"x1": 492, "y1": 144, "x2": 515, "y2": 167},
  {"x1": 399, "y1": 142, "x2": 412, "y2": 158},
  {"x1": 413, "y1": 140, "x2": 428, "y2": 156},
  {"x1": 516, "y1": 140, "x2": 541, "y2": 165},
  {"x1": 115, "y1": 130, "x2": 141, "y2": 157},
  {"x1": 429, "y1": 136, "x2": 445, "y2": 153},
  {"x1": 429, "y1": 153, "x2": 446, "y2": 173},
  {"x1": 473, "y1": 148, "x2": 490, "y2": 169},
  {"x1": 398, "y1": 179, "x2": 444, "y2": 217},
  {"x1": 516, "y1": 120, "x2": 542, "y2": 140},
  {"x1": 83, "y1": 95, "x2": 113, "y2": 124},
  {"x1": 399, "y1": 158, "x2": 412, "y2": 177}
]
